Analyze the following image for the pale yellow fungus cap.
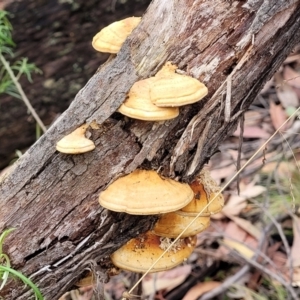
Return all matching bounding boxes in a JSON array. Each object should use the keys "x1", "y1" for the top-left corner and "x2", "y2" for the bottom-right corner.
[
  {"x1": 111, "y1": 231, "x2": 196, "y2": 273},
  {"x1": 118, "y1": 78, "x2": 179, "y2": 121},
  {"x1": 153, "y1": 211, "x2": 210, "y2": 238},
  {"x1": 56, "y1": 124, "x2": 95, "y2": 154},
  {"x1": 99, "y1": 169, "x2": 194, "y2": 215},
  {"x1": 92, "y1": 17, "x2": 141, "y2": 53},
  {"x1": 177, "y1": 169, "x2": 224, "y2": 217},
  {"x1": 150, "y1": 62, "x2": 208, "y2": 107}
]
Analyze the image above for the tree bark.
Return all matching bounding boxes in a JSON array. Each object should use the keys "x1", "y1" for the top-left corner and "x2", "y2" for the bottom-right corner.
[{"x1": 1, "y1": 0, "x2": 300, "y2": 299}]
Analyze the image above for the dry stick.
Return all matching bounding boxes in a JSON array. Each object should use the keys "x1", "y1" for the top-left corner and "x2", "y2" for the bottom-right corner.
[
  {"x1": 211, "y1": 226, "x2": 284, "y2": 277},
  {"x1": 258, "y1": 203, "x2": 294, "y2": 287},
  {"x1": 236, "y1": 113, "x2": 245, "y2": 195},
  {"x1": 231, "y1": 250, "x2": 298, "y2": 299},
  {"x1": 0, "y1": 53, "x2": 47, "y2": 133},
  {"x1": 200, "y1": 265, "x2": 250, "y2": 300},
  {"x1": 123, "y1": 107, "x2": 300, "y2": 300},
  {"x1": 199, "y1": 221, "x2": 267, "y2": 300}
]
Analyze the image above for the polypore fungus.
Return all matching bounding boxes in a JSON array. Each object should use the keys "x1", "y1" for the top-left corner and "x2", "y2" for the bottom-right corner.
[
  {"x1": 56, "y1": 124, "x2": 95, "y2": 154},
  {"x1": 111, "y1": 231, "x2": 196, "y2": 273},
  {"x1": 178, "y1": 169, "x2": 224, "y2": 217},
  {"x1": 118, "y1": 78, "x2": 179, "y2": 121},
  {"x1": 99, "y1": 169, "x2": 194, "y2": 215},
  {"x1": 150, "y1": 62, "x2": 208, "y2": 107},
  {"x1": 153, "y1": 211, "x2": 210, "y2": 238},
  {"x1": 92, "y1": 17, "x2": 141, "y2": 53}
]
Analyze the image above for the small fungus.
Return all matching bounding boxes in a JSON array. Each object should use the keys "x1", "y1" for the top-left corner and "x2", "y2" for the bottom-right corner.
[
  {"x1": 110, "y1": 231, "x2": 196, "y2": 273},
  {"x1": 118, "y1": 78, "x2": 179, "y2": 121},
  {"x1": 153, "y1": 211, "x2": 210, "y2": 238},
  {"x1": 99, "y1": 169, "x2": 194, "y2": 215},
  {"x1": 92, "y1": 17, "x2": 141, "y2": 53},
  {"x1": 150, "y1": 62, "x2": 208, "y2": 107},
  {"x1": 56, "y1": 124, "x2": 95, "y2": 154},
  {"x1": 178, "y1": 169, "x2": 224, "y2": 217}
]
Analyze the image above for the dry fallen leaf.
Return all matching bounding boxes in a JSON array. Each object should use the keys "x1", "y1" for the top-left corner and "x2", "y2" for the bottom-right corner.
[
  {"x1": 283, "y1": 65, "x2": 300, "y2": 89},
  {"x1": 284, "y1": 54, "x2": 300, "y2": 64},
  {"x1": 261, "y1": 161, "x2": 295, "y2": 178},
  {"x1": 143, "y1": 265, "x2": 192, "y2": 296},
  {"x1": 221, "y1": 183, "x2": 266, "y2": 217},
  {"x1": 240, "y1": 184, "x2": 267, "y2": 199},
  {"x1": 233, "y1": 126, "x2": 270, "y2": 139},
  {"x1": 209, "y1": 164, "x2": 237, "y2": 181},
  {"x1": 182, "y1": 281, "x2": 221, "y2": 300},
  {"x1": 58, "y1": 287, "x2": 94, "y2": 300},
  {"x1": 292, "y1": 267, "x2": 300, "y2": 287},
  {"x1": 221, "y1": 194, "x2": 247, "y2": 216},
  {"x1": 290, "y1": 216, "x2": 300, "y2": 267},
  {"x1": 269, "y1": 101, "x2": 288, "y2": 131},
  {"x1": 218, "y1": 221, "x2": 247, "y2": 256},
  {"x1": 223, "y1": 239, "x2": 255, "y2": 259},
  {"x1": 219, "y1": 221, "x2": 258, "y2": 259},
  {"x1": 276, "y1": 84, "x2": 299, "y2": 108},
  {"x1": 227, "y1": 216, "x2": 261, "y2": 240}
]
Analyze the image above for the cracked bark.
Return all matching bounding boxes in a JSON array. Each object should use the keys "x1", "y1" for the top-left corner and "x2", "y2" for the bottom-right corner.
[{"x1": 1, "y1": 0, "x2": 300, "y2": 299}]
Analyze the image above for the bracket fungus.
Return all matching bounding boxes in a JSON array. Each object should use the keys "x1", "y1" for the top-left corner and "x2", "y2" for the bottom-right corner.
[
  {"x1": 118, "y1": 78, "x2": 179, "y2": 121},
  {"x1": 99, "y1": 169, "x2": 194, "y2": 215},
  {"x1": 92, "y1": 17, "x2": 141, "y2": 54},
  {"x1": 153, "y1": 211, "x2": 210, "y2": 238},
  {"x1": 110, "y1": 231, "x2": 196, "y2": 273},
  {"x1": 150, "y1": 62, "x2": 208, "y2": 107},
  {"x1": 178, "y1": 169, "x2": 224, "y2": 217},
  {"x1": 56, "y1": 124, "x2": 95, "y2": 154}
]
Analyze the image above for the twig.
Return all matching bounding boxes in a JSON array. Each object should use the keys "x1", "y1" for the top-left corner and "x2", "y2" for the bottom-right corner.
[
  {"x1": 199, "y1": 219, "x2": 269, "y2": 300},
  {"x1": 148, "y1": 273, "x2": 157, "y2": 300},
  {"x1": 0, "y1": 52, "x2": 47, "y2": 132},
  {"x1": 257, "y1": 203, "x2": 294, "y2": 286},
  {"x1": 199, "y1": 265, "x2": 250, "y2": 300},
  {"x1": 236, "y1": 113, "x2": 245, "y2": 195},
  {"x1": 231, "y1": 250, "x2": 298, "y2": 299}
]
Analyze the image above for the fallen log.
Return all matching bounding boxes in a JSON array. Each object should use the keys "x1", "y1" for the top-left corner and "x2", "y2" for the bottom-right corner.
[{"x1": 1, "y1": 0, "x2": 300, "y2": 298}]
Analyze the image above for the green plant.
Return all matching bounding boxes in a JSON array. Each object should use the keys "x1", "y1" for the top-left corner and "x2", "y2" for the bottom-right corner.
[
  {"x1": 0, "y1": 228, "x2": 44, "y2": 299},
  {"x1": 0, "y1": 10, "x2": 46, "y2": 132}
]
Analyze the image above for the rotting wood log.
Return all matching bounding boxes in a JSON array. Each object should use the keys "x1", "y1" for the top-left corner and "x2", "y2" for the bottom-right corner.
[{"x1": 1, "y1": 0, "x2": 300, "y2": 299}]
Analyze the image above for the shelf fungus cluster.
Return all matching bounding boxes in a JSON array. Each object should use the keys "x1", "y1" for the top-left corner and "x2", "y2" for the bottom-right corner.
[
  {"x1": 91, "y1": 17, "x2": 208, "y2": 121},
  {"x1": 98, "y1": 169, "x2": 224, "y2": 273},
  {"x1": 118, "y1": 62, "x2": 208, "y2": 121}
]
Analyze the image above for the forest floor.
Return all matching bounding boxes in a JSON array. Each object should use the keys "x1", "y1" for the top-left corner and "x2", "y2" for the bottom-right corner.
[{"x1": 1, "y1": 1, "x2": 300, "y2": 299}]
